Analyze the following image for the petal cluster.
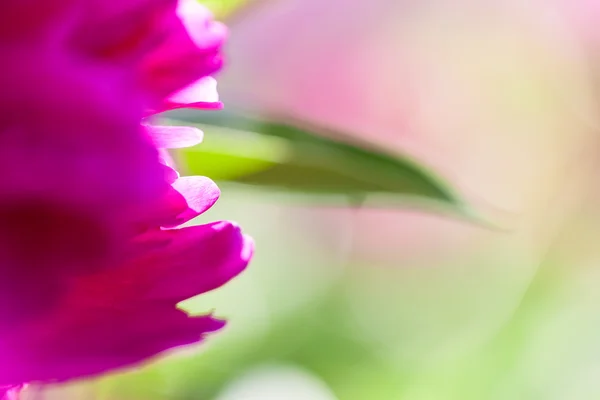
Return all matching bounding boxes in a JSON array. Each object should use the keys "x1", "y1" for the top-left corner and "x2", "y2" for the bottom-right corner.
[{"x1": 0, "y1": 0, "x2": 251, "y2": 390}]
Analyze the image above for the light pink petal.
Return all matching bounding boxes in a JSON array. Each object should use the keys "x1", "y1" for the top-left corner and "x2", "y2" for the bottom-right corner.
[
  {"x1": 0, "y1": 385, "x2": 23, "y2": 400},
  {"x1": 147, "y1": 125, "x2": 203, "y2": 148},
  {"x1": 170, "y1": 76, "x2": 219, "y2": 103},
  {"x1": 158, "y1": 148, "x2": 177, "y2": 169},
  {"x1": 161, "y1": 163, "x2": 179, "y2": 184},
  {"x1": 161, "y1": 76, "x2": 223, "y2": 112},
  {"x1": 175, "y1": 0, "x2": 227, "y2": 58},
  {"x1": 161, "y1": 176, "x2": 220, "y2": 227},
  {"x1": 176, "y1": 0, "x2": 223, "y2": 46},
  {"x1": 127, "y1": 176, "x2": 218, "y2": 232}
]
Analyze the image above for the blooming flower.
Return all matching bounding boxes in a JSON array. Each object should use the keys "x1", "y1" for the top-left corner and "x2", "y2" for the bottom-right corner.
[{"x1": 0, "y1": 0, "x2": 252, "y2": 395}]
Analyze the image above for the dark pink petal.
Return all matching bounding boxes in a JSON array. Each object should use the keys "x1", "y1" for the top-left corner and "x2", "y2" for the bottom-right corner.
[
  {"x1": 127, "y1": 185, "x2": 188, "y2": 233},
  {"x1": 140, "y1": 0, "x2": 226, "y2": 103},
  {"x1": 68, "y1": 221, "x2": 253, "y2": 306},
  {"x1": 0, "y1": 199, "x2": 137, "y2": 328},
  {"x1": 110, "y1": 312, "x2": 226, "y2": 362},
  {"x1": 147, "y1": 125, "x2": 203, "y2": 148},
  {"x1": 72, "y1": 0, "x2": 177, "y2": 61},
  {"x1": 0, "y1": 41, "x2": 167, "y2": 210},
  {"x1": 0, "y1": 0, "x2": 243, "y2": 389},
  {"x1": 137, "y1": 221, "x2": 253, "y2": 302},
  {"x1": 0, "y1": 306, "x2": 224, "y2": 385}
]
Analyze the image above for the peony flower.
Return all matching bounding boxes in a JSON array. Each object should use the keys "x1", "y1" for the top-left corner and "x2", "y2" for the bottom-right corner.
[
  {"x1": 0, "y1": 173, "x2": 253, "y2": 388},
  {"x1": 0, "y1": 0, "x2": 252, "y2": 395}
]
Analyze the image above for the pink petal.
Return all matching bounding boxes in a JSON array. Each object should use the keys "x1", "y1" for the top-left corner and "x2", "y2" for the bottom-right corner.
[
  {"x1": 163, "y1": 176, "x2": 220, "y2": 227},
  {"x1": 0, "y1": 223, "x2": 250, "y2": 385},
  {"x1": 162, "y1": 163, "x2": 179, "y2": 184},
  {"x1": 176, "y1": 0, "x2": 223, "y2": 47},
  {"x1": 139, "y1": 221, "x2": 254, "y2": 302},
  {"x1": 0, "y1": 0, "x2": 72, "y2": 37},
  {"x1": 169, "y1": 76, "x2": 219, "y2": 103},
  {"x1": 158, "y1": 149, "x2": 180, "y2": 182},
  {"x1": 160, "y1": 100, "x2": 224, "y2": 113},
  {"x1": 128, "y1": 185, "x2": 187, "y2": 232},
  {"x1": 147, "y1": 125, "x2": 203, "y2": 148},
  {"x1": 73, "y1": 0, "x2": 177, "y2": 60},
  {"x1": 0, "y1": 307, "x2": 224, "y2": 385},
  {"x1": 127, "y1": 176, "x2": 218, "y2": 231},
  {"x1": 161, "y1": 76, "x2": 223, "y2": 112},
  {"x1": 158, "y1": 148, "x2": 177, "y2": 169},
  {"x1": 140, "y1": 2, "x2": 226, "y2": 103},
  {"x1": 110, "y1": 312, "x2": 226, "y2": 360}
]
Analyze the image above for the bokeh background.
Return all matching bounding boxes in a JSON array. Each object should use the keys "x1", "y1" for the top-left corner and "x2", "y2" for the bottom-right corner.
[{"x1": 34, "y1": 0, "x2": 600, "y2": 398}]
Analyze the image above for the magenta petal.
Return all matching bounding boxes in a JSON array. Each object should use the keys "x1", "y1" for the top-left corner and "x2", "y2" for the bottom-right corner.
[
  {"x1": 140, "y1": 2, "x2": 226, "y2": 103},
  {"x1": 90, "y1": 314, "x2": 226, "y2": 380},
  {"x1": 102, "y1": 309, "x2": 226, "y2": 361},
  {"x1": 116, "y1": 311, "x2": 226, "y2": 356},
  {"x1": 147, "y1": 125, "x2": 203, "y2": 148},
  {"x1": 162, "y1": 176, "x2": 220, "y2": 227},
  {"x1": 0, "y1": 0, "x2": 242, "y2": 388},
  {"x1": 129, "y1": 186, "x2": 187, "y2": 232},
  {"x1": 142, "y1": 221, "x2": 253, "y2": 302},
  {"x1": 2, "y1": 311, "x2": 225, "y2": 384}
]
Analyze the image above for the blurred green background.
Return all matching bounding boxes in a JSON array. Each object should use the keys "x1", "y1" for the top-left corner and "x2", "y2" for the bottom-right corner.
[{"x1": 36, "y1": 0, "x2": 600, "y2": 399}]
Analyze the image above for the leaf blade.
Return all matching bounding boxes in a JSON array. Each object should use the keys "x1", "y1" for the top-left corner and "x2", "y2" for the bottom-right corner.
[{"x1": 165, "y1": 109, "x2": 471, "y2": 215}]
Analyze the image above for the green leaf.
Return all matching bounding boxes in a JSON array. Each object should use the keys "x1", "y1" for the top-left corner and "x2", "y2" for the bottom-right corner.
[
  {"x1": 164, "y1": 109, "x2": 476, "y2": 219},
  {"x1": 201, "y1": 0, "x2": 251, "y2": 19}
]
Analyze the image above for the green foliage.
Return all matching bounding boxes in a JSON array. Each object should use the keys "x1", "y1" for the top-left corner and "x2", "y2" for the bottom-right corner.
[
  {"x1": 164, "y1": 109, "x2": 472, "y2": 218},
  {"x1": 201, "y1": 0, "x2": 251, "y2": 18}
]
